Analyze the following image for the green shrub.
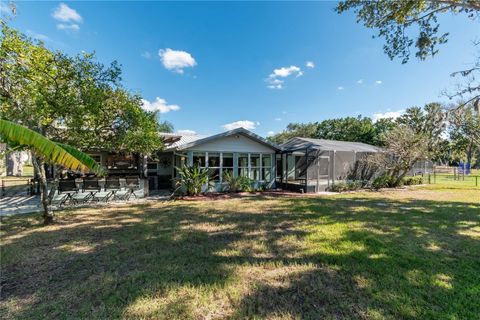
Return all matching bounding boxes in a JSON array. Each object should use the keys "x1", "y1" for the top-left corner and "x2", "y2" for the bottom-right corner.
[
  {"x1": 372, "y1": 174, "x2": 395, "y2": 190},
  {"x1": 174, "y1": 165, "x2": 213, "y2": 196},
  {"x1": 223, "y1": 172, "x2": 254, "y2": 192},
  {"x1": 330, "y1": 180, "x2": 362, "y2": 192},
  {"x1": 330, "y1": 182, "x2": 348, "y2": 192},
  {"x1": 402, "y1": 176, "x2": 424, "y2": 185}
]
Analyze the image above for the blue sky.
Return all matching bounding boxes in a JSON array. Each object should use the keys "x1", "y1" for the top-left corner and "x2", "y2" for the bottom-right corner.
[{"x1": 3, "y1": 1, "x2": 479, "y2": 136}]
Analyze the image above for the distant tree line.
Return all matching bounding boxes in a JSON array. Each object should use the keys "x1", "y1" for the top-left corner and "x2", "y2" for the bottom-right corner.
[{"x1": 268, "y1": 103, "x2": 480, "y2": 168}]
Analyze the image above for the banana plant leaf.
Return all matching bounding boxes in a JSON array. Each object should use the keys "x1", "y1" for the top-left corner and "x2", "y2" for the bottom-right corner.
[
  {"x1": 55, "y1": 142, "x2": 106, "y2": 176},
  {"x1": 0, "y1": 119, "x2": 105, "y2": 175}
]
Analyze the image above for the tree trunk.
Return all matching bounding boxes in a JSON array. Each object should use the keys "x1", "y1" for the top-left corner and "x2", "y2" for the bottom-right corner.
[
  {"x1": 31, "y1": 154, "x2": 53, "y2": 224},
  {"x1": 466, "y1": 142, "x2": 473, "y2": 169}
]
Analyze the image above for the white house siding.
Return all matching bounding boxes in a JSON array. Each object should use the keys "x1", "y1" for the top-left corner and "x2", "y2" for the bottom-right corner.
[
  {"x1": 186, "y1": 134, "x2": 275, "y2": 153},
  {"x1": 181, "y1": 134, "x2": 278, "y2": 191}
]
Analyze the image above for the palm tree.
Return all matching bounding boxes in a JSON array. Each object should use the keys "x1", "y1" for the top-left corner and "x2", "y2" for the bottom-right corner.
[{"x1": 0, "y1": 119, "x2": 104, "y2": 224}]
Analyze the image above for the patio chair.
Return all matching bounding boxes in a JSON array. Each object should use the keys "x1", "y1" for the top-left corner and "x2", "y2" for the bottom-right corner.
[
  {"x1": 104, "y1": 177, "x2": 122, "y2": 201},
  {"x1": 125, "y1": 176, "x2": 140, "y2": 200},
  {"x1": 82, "y1": 178, "x2": 101, "y2": 202},
  {"x1": 57, "y1": 180, "x2": 79, "y2": 206}
]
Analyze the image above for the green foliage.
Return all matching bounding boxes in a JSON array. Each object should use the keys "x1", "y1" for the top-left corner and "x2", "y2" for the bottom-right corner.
[
  {"x1": 330, "y1": 180, "x2": 362, "y2": 192},
  {"x1": 223, "y1": 173, "x2": 269, "y2": 193},
  {"x1": 223, "y1": 171, "x2": 255, "y2": 193},
  {"x1": 0, "y1": 25, "x2": 163, "y2": 155},
  {"x1": 55, "y1": 142, "x2": 105, "y2": 176},
  {"x1": 268, "y1": 116, "x2": 397, "y2": 146},
  {"x1": 267, "y1": 122, "x2": 318, "y2": 145},
  {"x1": 174, "y1": 165, "x2": 213, "y2": 196},
  {"x1": 402, "y1": 176, "x2": 424, "y2": 186},
  {"x1": 0, "y1": 119, "x2": 103, "y2": 174},
  {"x1": 448, "y1": 103, "x2": 480, "y2": 166},
  {"x1": 372, "y1": 174, "x2": 399, "y2": 190},
  {"x1": 316, "y1": 116, "x2": 375, "y2": 144},
  {"x1": 336, "y1": 1, "x2": 479, "y2": 64},
  {"x1": 395, "y1": 104, "x2": 448, "y2": 164}
]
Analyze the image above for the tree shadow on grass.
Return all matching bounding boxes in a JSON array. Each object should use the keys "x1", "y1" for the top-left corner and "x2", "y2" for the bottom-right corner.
[{"x1": 0, "y1": 195, "x2": 479, "y2": 319}]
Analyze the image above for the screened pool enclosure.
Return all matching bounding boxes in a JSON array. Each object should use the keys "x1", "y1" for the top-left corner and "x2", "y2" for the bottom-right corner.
[{"x1": 277, "y1": 137, "x2": 381, "y2": 193}]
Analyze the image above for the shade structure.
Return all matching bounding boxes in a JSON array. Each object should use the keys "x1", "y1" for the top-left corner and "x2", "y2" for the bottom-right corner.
[{"x1": 278, "y1": 137, "x2": 381, "y2": 192}]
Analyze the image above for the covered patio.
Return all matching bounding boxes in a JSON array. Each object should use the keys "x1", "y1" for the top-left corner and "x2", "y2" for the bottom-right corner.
[{"x1": 277, "y1": 137, "x2": 381, "y2": 193}]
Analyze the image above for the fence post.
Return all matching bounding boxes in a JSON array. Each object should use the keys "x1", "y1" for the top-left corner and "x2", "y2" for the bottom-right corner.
[
  {"x1": 434, "y1": 170, "x2": 436, "y2": 184},
  {"x1": 1, "y1": 179, "x2": 4, "y2": 197}
]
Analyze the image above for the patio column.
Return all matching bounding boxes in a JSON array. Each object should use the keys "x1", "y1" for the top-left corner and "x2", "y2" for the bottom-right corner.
[
  {"x1": 219, "y1": 152, "x2": 223, "y2": 184},
  {"x1": 305, "y1": 148, "x2": 308, "y2": 193},
  {"x1": 233, "y1": 153, "x2": 238, "y2": 178},
  {"x1": 187, "y1": 151, "x2": 193, "y2": 166},
  {"x1": 332, "y1": 150, "x2": 336, "y2": 186},
  {"x1": 285, "y1": 153, "x2": 288, "y2": 184}
]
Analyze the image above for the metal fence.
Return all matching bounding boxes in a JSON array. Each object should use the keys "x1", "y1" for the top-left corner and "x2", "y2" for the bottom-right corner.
[
  {"x1": 420, "y1": 166, "x2": 479, "y2": 187},
  {"x1": 424, "y1": 172, "x2": 479, "y2": 187}
]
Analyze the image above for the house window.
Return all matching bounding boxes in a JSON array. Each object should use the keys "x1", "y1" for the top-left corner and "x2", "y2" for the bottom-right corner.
[
  {"x1": 193, "y1": 152, "x2": 206, "y2": 167},
  {"x1": 262, "y1": 154, "x2": 272, "y2": 181},
  {"x1": 222, "y1": 153, "x2": 234, "y2": 181},
  {"x1": 238, "y1": 153, "x2": 249, "y2": 177},
  {"x1": 207, "y1": 152, "x2": 220, "y2": 182},
  {"x1": 250, "y1": 154, "x2": 260, "y2": 180}
]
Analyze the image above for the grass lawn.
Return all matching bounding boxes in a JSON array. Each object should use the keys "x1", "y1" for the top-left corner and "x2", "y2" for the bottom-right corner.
[{"x1": 1, "y1": 184, "x2": 479, "y2": 319}]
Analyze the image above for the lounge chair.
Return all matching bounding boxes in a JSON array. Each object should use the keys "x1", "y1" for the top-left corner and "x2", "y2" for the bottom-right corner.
[
  {"x1": 57, "y1": 180, "x2": 79, "y2": 205},
  {"x1": 104, "y1": 177, "x2": 122, "y2": 201},
  {"x1": 82, "y1": 178, "x2": 101, "y2": 202},
  {"x1": 125, "y1": 176, "x2": 140, "y2": 200}
]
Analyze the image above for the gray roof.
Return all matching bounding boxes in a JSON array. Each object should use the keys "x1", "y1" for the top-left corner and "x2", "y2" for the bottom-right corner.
[
  {"x1": 281, "y1": 137, "x2": 381, "y2": 153},
  {"x1": 164, "y1": 133, "x2": 208, "y2": 150},
  {"x1": 165, "y1": 127, "x2": 281, "y2": 151}
]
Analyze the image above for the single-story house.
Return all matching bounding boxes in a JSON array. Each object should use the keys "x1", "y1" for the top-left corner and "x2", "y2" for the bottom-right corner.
[
  {"x1": 147, "y1": 128, "x2": 281, "y2": 191},
  {"x1": 87, "y1": 127, "x2": 382, "y2": 193}
]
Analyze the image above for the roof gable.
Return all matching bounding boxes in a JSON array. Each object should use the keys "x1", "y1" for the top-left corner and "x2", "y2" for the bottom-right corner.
[{"x1": 167, "y1": 128, "x2": 281, "y2": 152}]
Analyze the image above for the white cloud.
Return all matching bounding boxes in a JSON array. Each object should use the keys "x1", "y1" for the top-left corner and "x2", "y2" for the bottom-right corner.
[
  {"x1": 158, "y1": 48, "x2": 196, "y2": 74},
  {"x1": 375, "y1": 80, "x2": 382, "y2": 85},
  {"x1": 337, "y1": 86, "x2": 344, "y2": 90},
  {"x1": 306, "y1": 61, "x2": 315, "y2": 68},
  {"x1": 56, "y1": 23, "x2": 80, "y2": 31},
  {"x1": 141, "y1": 51, "x2": 152, "y2": 59},
  {"x1": 52, "y1": 3, "x2": 82, "y2": 23},
  {"x1": 271, "y1": 65, "x2": 301, "y2": 78},
  {"x1": 274, "y1": 118, "x2": 282, "y2": 121},
  {"x1": 267, "y1": 131, "x2": 275, "y2": 136},
  {"x1": 357, "y1": 79, "x2": 364, "y2": 84},
  {"x1": 222, "y1": 120, "x2": 257, "y2": 131},
  {"x1": 141, "y1": 97, "x2": 180, "y2": 113},
  {"x1": 266, "y1": 65, "x2": 303, "y2": 89},
  {"x1": 177, "y1": 129, "x2": 196, "y2": 135},
  {"x1": 268, "y1": 84, "x2": 283, "y2": 89},
  {"x1": 372, "y1": 109, "x2": 404, "y2": 122}
]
